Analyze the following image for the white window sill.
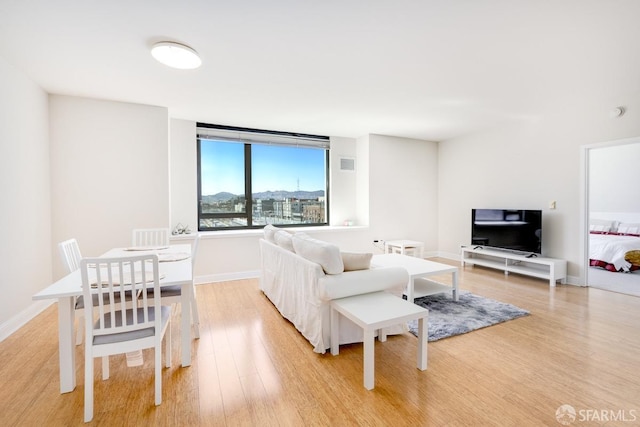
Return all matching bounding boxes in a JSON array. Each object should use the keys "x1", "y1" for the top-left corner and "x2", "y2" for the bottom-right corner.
[{"x1": 169, "y1": 225, "x2": 367, "y2": 241}]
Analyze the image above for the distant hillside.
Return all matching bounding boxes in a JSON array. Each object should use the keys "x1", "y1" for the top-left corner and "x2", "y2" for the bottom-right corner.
[
  {"x1": 254, "y1": 190, "x2": 324, "y2": 200},
  {"x1": 202, "y1": 192, "x2": 236, "y2": 202},
  {"x1": 202, "y1": 190, "x2": 324, "y2": 203}
]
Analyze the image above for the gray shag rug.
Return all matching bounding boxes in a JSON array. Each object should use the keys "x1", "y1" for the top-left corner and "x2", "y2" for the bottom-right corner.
[{"x1": 407, "y1": 292, "x2": 529, "y2": 341}]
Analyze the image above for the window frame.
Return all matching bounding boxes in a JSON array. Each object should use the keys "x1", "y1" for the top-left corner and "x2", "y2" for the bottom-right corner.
[{"x1": 196, "y1": 123, "x2": 330, "y2": 231}]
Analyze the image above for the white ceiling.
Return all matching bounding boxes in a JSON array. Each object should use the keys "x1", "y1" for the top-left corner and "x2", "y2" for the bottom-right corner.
[{"x1": 1, "y1": 0, "x2": 639, "y2": 141}]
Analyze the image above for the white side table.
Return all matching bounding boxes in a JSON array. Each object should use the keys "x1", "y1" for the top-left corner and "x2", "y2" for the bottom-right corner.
[
  {"x1": 384, "y1": 239, "x2": 424, "y2": 258},
  {"x1": 331, "y1": 291, "x2": 429, "y2": 390}
]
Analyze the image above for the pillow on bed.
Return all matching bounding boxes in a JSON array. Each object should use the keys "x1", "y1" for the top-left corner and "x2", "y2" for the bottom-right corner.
[
  {"x1": 589, "y1": 219, "x2": 616, "y2": 233},
  {"x1": 617, "y1": 223, "x2": 640, "y2": 236}
]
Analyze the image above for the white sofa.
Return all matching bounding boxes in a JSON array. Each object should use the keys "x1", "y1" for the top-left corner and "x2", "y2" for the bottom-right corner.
[{"x1": 259, "y1": 227, "x2": 409, "y2": 353}]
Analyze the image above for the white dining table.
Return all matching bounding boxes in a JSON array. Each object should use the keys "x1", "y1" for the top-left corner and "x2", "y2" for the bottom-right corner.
[{"x1": 33, "y1": 244, "x2": 194, "y2": 394}]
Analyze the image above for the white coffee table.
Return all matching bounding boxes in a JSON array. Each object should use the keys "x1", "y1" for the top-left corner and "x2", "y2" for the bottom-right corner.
[
  {"x1": 371, "y1": 253, "x2": 459, "y2": 303},
  {"x1": 331, "y1": 291, "x2": 428, "y2": 390}
]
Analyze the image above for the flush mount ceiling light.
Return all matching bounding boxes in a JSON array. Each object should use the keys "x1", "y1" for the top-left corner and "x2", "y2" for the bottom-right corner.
[{"x1": 151, "y1": 41, "x2": 201, "y2": 69}]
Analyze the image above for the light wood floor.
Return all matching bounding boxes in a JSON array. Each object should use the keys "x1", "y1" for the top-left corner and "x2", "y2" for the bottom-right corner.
[{"x1": 2, "y1": 259, "x2": 640, "y2": 426}]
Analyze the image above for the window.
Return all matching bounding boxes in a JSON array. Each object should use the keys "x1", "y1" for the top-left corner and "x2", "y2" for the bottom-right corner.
[{"x1": 197, "y1": 123, "x2": 330, "y2": 231}]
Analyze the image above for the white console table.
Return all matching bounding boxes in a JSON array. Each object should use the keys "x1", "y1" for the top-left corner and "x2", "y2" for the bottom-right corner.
[{"x1": 461, "y1": 247, "x2": 566, "y2": 287}]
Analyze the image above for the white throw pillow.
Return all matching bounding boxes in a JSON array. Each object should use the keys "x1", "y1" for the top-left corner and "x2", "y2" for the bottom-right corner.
[
  {"x1": 589, "y1": 219, "x2": 615, "y2": 233},
  {"x1": 263, "y1": 224, "x2": 278, "y2": 243},
  {"x1": 292, "y1": 233, "x2": 344, "y2": 274},
  {"x1": 274, "y1": 230, "x2": 295, "y2": 252},
  {"x1": 618, "y1": 222, "x2": 640, "y2": 235},
  {"x1": 341, "y1": 252, "x2": 373, "y2": 271}
]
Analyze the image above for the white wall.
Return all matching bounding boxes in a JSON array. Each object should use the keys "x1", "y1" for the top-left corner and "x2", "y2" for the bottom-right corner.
[
  {"x1": 589, "y1": 142, "x2": 640, "y2": 212},
  {"x1": 49, "y1": 96, "x2": 170, "y2": 279},
  {"x1": 170, "y1": 118, "x2": 197, "y2": 230},
  {"x1": 329, "y1": 136, "x2": 358, "y2": 226},
  {"x1": 0, "y1": 55, "x2": 51, "y2": 334},
  {"x1": 355, "y1": 135, "x2": 370, "y2": 227},
  {"x1": 368, "y1": 134, "x2": 439, "y2": 253},
  {"x1": 438, "y1": 104, "x2": 640, "y2": 282}
]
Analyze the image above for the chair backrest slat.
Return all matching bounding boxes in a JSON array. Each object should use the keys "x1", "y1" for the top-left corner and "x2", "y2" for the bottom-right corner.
[
  {"x1": 58, "y1": 238, "x2": 82, "y2": 273},
  {"x1": 132, "y1": 228, "x2": 170, "y2": 247},
  {"x1": 81, "y1": 254, "x2": 161, "y2": 340}
]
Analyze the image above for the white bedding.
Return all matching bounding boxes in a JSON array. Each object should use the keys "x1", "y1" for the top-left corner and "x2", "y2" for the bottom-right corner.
[{"x1": 590, "y1": 233, "x2": 640, "y2": 272}]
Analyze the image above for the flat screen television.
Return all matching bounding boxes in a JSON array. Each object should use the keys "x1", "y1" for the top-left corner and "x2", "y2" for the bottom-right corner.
[{"x1": 471, "y1": 209, "x2": 542, "y2": 255}]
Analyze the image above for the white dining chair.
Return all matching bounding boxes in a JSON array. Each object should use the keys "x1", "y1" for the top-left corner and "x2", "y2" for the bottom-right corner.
[
  {"x1": 58, "y1": 239, "x2": 86, "y2": 345},
  {"x1": 145, "y1": 234, "x2": 201, "y2": 339},
  {"x1": 132, "y1": 228, "x2": 170, "y2": 247},
  {"x1": 80, "y1": 254, "x2": 171, "y2": 423},
  {"x1": 58, "y1": 238, "x2": 134, "y2": 346}
]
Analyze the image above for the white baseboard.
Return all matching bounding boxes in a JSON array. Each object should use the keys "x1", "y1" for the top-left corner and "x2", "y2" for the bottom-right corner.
[
  {"x1": 0, "y1": 299, "x2": 54, "y2": 342},
  {"x1": 566, "y1": 275, "x2": 583, "y2": 286},
  {"x1": 195, "y1": 270, "x2": 260, "y2": 285},
  {"x1": 435, "y1": 251, "x2": 459, "y2": 261}
]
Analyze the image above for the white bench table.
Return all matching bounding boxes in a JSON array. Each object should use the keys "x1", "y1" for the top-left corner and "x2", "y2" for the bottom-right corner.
[{"x1": 331, "y1": 291, "x2": 429, "y2": 390}]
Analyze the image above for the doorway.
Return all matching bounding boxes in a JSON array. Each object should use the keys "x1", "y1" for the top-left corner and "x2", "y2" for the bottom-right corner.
[{"x1": 583, "y1": 137, "x2": 640, "y2": 296}]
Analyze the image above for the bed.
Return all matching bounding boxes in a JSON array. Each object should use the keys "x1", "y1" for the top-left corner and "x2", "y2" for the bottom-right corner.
[{"x1": 589, "y1": 218, "x2": 640, "y2": 272}]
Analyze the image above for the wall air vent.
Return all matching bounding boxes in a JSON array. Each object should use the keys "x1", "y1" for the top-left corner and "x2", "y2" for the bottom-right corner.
[{"x1": 339, "y1": 157, "x2": 355, "y2": 172}]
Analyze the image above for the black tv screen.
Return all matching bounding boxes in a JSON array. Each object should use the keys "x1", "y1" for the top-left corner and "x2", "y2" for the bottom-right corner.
[{"x1": 471, "y1": 209, "x2": 542, "y2": 254}]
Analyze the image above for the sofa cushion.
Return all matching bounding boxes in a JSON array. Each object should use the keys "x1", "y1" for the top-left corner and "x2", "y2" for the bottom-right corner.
[
  {"x1": 274, "y1": 230, "x2": 295, "y2": 252},
  {"x1": 341, "y1": 252, "x2": 373, "y2": 271},
  {"x1": 292, "y1": 233, "x2": 344, "y2": 274},
  {"x1": 318, "y1": 267, "x2": 409, "y2": 300},
  {"x1": 263, "y1": 224, "x2": 278, "y2": 243}
]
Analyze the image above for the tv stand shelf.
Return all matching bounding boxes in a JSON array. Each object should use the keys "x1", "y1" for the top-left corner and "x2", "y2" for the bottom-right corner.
[{"x1": 461, "y1": 247, "x2": 566, "y2": 287}]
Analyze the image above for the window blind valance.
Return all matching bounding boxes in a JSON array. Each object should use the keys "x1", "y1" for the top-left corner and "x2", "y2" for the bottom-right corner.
[{"x1": 196, "y1": 123, "x2": 330, "y2": 149}]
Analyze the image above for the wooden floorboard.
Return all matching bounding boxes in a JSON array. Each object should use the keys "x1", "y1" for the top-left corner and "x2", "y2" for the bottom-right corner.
[{"x1": 2, "y1": 260, "x2": 640, "y2": 426}]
